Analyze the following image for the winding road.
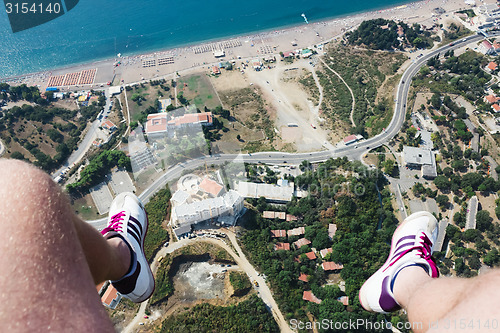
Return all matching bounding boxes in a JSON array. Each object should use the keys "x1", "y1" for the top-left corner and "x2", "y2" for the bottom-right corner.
[{"x1": 92, "y1": 32, "x2": 500, "y2": 332}]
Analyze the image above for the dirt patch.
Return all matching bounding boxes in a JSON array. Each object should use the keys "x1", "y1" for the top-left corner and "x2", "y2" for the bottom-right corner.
[{"x1": 210, "y1": 69, "x2": 249, "y2": 91}]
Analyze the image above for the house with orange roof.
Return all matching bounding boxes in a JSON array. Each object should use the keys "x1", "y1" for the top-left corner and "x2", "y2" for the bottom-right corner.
[
  {"x1": 298, "y1": 273, "x2": 309, "y2": 282},
  {"x1": 274, "y1": 242, "x2": 290, "y2": 251},
  {"x1": 303, "y1": 291, "x2": 322, "y2": 304},
  {"x1": 166, "y1": 112, "x2": 213, "y2": 130},
  {"x1": 485, "y1": 95, "x2": 499, "y2": 104},
  {"x1": 101, "y1": 120, "x2": 116, "y2": 132},
  {"x1": 271, "y1": 230, "x2": 287, "y2": 238},
  {"x1": 101, "y1": 285, "x2": 121, "y2": 309},
  {"x1": 286, "y1": 214, "x2": 298, "y2": 222},
  {"x1": 212, "y1": 66, "x2": 221, "y2": 75},
  {"x1": 322, "y1": 262, "x2": 344, "y2": 271},
  {"x1": 493, "y1": 104, "x2": 500, "y2": 113},
  {"x1": 145, "y1": 113, "x2": 168, "y2": 137},
  {"x1": 304, "y1": 251, "x2": 317, "y2": 260},
  {"x1": 293, "y1": 238, "x2": 311, "y2": 249},
  {"x1": 199, "y1": 177, "x2": 224, "y2": 197},
  {"x1": 487, "y1": 62, "x2": 498, "y2": 72}
]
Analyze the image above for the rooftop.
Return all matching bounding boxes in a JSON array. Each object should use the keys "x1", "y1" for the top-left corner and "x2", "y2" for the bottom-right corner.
[
  {"x1": 274, "y1": 242, "x2": 290, "y2": 251},
  {"x1": 304, "y1": 251, "x2": 317, "y2": 260},
  {"x1": 293, "y1": 238, "x2": 311, "y2": 249},
  {"x1": 320, "y1": 248, "x2": 333, "y2": 258},
  {"x1": 237, "y1": 181, "x2": 295, "y2": 202},
  {"x1": 287, "y1": 227, "x2": 305, "y2": 237},
  {"x1": 322, "y1": 262, "x2": 344, "y2": 271},
  {"x1": 298, "y1": 273, "x2": 309, "y2": 282},
  {"x1": 403, "y1": 146, "x2": 434, "y2": 165},
  {"x1": 303, "y1": 291, "x2": 322, "y2": 304},
  {"x1": 271, "y1": 230, "x2": 287, "y2": 238},
  {"x1": 199, "y1": 177, "x2": 224, "y2": 197}
]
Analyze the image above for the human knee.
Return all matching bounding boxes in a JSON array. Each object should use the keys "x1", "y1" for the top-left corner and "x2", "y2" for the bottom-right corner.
[{"x1": 0, "y1": 158, "x2": 69, "y2": 228}]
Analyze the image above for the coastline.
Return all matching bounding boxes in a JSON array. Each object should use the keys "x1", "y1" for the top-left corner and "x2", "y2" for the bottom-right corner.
[{"x1": 1, "y1": 0, "x2": 483, "y2": 87}]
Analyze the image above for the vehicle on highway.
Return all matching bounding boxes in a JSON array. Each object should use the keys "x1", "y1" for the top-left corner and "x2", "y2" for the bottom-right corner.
[{"x1": 254, "y1": 281, "x2": 259, "y2": 287}]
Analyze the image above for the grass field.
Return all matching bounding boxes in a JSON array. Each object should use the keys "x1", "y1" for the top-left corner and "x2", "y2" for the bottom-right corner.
[{"x1": 177, "y1": 74, "x2": 220, "y2": 110}]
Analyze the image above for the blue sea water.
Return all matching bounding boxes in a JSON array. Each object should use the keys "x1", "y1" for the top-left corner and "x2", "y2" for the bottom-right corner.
[{"x1": 0, "y1": 0, "x2": 415, "y2": 78}]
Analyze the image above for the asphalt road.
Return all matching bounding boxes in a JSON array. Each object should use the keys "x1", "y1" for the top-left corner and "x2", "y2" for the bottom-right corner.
[{"x1": 87, "y1": 32, "x2": 500, "y2": 231}]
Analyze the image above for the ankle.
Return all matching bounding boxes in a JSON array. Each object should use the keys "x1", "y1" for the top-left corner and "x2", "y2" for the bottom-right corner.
[
  {"x1": 107, "y1": 237, "x2": 132, "y2": 280},
  {"x1": 393, "y1": 265, "x2": 432, "y2": 308}
]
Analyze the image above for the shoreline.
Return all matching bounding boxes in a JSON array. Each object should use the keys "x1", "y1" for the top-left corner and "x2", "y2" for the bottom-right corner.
[{"x1": 1, "y1": 0, "x2": 485, "y2": 87}]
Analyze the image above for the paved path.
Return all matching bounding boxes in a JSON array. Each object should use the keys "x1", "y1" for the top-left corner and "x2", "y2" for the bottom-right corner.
[{"x1": 122, "y1": 230, "x2": 291, "y2": 333}]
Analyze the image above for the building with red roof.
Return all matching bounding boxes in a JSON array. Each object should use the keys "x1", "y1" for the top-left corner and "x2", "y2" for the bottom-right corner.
[
  {"x1": 487, "y1": 62, "x2": 498, "y2": 71},
  {"x1": 322, "y1": 262, "x2": 344, "y2": 271},
  {"x1": 303, "y1": 291, "x2": 322, "y2": 304},
  {"x1": 271, "y1": 230, "x2": 287, "y2": 238},
  {"x1": 304, "y1": 251, "x2": 317, "y2": 260},
  {"x1": 274, "y1": 242, "x2": 290, "y2": 251},
  {"x1": 212, "y1": 66, "x2": 221, "y2": 75},
  {"x1": 286, "y1": 214, "x2": 298, "y2": 222},
  {"x1": 343, "y1": 135, "x2": 358, "y2": 145},
  {"x1": 486, "y1": 95, "x2": 499, "y2": 104},
  {"x1": 493, "y1": 104, "x2": 500, "y2": 113},
  {"x1": 167, "y1": 112, "x2": 213, "y2": 129},
  {"x1": 298, "y1": 273, "x2": 309, "y2": 282},
  {"x1": 101, "y1": 285, "x2": 121, "y2": 309},
  {"x1": 145, "y1": 113, "x2": 168, "y2": 137},
  {"x1": 199, "y1": 177, "x2": 224, "y2": 197},
  {"x1": 102, "y1": 120, "x2": 116, "y2": 132}
]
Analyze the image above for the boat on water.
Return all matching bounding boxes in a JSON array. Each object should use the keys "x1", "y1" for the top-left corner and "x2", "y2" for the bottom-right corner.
[{"x1": 301, "y1": 13, "x2": 309, "y2": 24}]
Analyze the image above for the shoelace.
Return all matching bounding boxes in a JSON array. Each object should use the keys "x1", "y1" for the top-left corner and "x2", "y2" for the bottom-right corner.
[
  {"x1": 101, "y1": 211, "x2": 126, "y2": 235},
  {"x1": 385, "y1": 233, "x2": 434, "y2": 271}
]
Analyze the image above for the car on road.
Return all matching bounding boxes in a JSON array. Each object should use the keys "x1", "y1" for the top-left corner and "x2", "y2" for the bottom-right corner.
[
  {"x1": 253, "y1": 281, "x2": 259, "y2": 287},
  {"x1": 311, "y1": 124, "x2": 316, "y2": 129}
]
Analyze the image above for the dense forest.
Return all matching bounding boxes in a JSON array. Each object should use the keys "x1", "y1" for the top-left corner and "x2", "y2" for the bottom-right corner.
[
  {"x1": 159, "y1": 295, "x2": 279, "y2": 333},
  {"x1": 241, "y1": 158, "x2": 403, "y2": 332}
]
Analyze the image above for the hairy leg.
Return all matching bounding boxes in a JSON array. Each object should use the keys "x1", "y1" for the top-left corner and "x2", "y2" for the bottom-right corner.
[
  {"x1": 0, "y1": 159, "x2": 128, "y2": 332},
  {"x1": 394, "y1": 266, "x2": 500, "y2": 332}
]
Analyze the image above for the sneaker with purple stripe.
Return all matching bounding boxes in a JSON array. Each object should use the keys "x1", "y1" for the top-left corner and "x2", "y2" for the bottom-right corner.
[
  {"x1": 101, "y1": 192, "x2": 155, "y2": 303},
  {"x1": 359, "y1": 211, "x2": 439, "y2": 313}
]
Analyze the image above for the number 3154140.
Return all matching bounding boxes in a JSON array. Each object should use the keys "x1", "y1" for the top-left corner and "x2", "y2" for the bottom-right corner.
[{"x1": 5, "y1": 2, "x2": 61, "y2": 14}]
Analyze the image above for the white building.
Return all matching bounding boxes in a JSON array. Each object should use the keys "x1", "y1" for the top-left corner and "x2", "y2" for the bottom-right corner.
[
  {"x1": 236, "y1": 179, "x2": 299, "y2": 202},
  {"x1": 171, "y1": 190, "x2": 244, "y2": 228}
]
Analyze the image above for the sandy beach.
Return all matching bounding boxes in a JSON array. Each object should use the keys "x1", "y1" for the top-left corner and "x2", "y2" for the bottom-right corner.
[{"x1": 2, "y1": 0, "x2": 494, "y2": 89}]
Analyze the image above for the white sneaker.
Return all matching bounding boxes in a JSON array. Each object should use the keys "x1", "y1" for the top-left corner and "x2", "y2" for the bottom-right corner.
[
  {"x1": 359, "y1": 211, "x2": 439, "y2": 313},
  {"x1": 101, "y1": 192, "x2": 155, "y2": 303}
]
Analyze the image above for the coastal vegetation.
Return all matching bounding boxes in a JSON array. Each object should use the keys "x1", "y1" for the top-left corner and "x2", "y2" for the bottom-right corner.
[
  {"x1": 318, "y1": 44, "x2": 406, "y2": 136},
  {"x1": 240, "y1": 158, "x2": 403, "y2": 330},
  {"x1": 346, "y1": 18, "x2": 435, "y2": 51}
]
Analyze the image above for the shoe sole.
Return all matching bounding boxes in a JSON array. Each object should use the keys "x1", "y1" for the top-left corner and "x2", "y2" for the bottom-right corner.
[{"x1": 359, "y1": 211, "x2": 436, "y2": 312}]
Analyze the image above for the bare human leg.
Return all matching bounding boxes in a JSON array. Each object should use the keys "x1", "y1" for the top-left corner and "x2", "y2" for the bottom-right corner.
[
  {"x1": 0, "y1": 159, "x2": 129, "y2": 332},
  {"x1": 393, "y1": 266, "x2": 500, "y2": 332}
]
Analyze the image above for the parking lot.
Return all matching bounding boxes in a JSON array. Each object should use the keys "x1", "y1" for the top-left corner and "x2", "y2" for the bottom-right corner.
[
  {"x1": 90, "y1": 182, "x2": 114, "y2": 215},
  {"x1": 109, "y1": 169, "x2": 136, "y2": 195}
]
